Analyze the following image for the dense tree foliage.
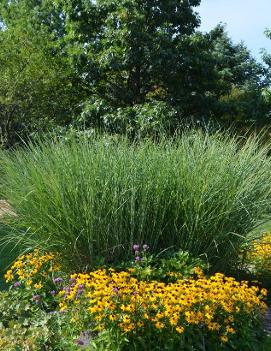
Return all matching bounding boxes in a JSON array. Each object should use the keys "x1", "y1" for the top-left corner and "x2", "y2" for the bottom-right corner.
[
  {"x1": 0, "y1": 0, "x2": 83, "y2": 146},
  {"x1": 0, "y1": 0, "x2": 270, "y2": 146}
]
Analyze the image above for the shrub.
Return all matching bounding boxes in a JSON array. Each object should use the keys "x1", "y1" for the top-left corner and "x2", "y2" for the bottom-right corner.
[
  {"x1": 1, "y1": 131, "x2": 271, "y2": 270},
  {"x1": 81, "y1": 99, "x2": 178, "y2": 137}
]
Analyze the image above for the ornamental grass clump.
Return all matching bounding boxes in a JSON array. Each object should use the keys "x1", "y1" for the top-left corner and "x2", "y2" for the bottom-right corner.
[
  {"x1": 58, "y1": 268, "x2": 268, "y2": 350},
  {"x1": 1, "y1": 131, "x2": 271, "y2": 270}
]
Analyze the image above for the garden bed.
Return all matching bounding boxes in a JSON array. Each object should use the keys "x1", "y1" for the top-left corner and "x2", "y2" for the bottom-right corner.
[
  {"x1": 1, "y1": 132, "x2": 271, "y2": 350},
  {"x1": 0, "y1": 248, "x2": 271, "y2": 350}
]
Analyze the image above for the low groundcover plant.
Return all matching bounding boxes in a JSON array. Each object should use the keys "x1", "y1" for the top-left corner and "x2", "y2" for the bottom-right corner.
[{"x1": 0, "y1": 250, "x2": 65, "y2": 350}]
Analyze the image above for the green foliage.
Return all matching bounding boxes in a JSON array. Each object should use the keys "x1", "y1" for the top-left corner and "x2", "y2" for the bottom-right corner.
[
  {"x1": 80, "y1": 99, "x2": 178, "y2": 136},
  {"x1": 0, "y1": 250, "x2": 77, "y2": 350},
  {"x1": 119, "y1": 245, "x2": 207, "y2": 283},
  {"x1": 200, "y1": 25, "x2": 268, "y2": 125},
  {"x1": 57, "y1": 2, "x2": 267, "y2": 126},
  {"x1": 0, "y1": 0, "x2": 81, "y2": 148},
  {"x1": 261, "y1": 30, "x2": 271, "y2": 122},
  {"x1": 0, "y1": 224, "x2": 18, "y2": 290},
  {"x1": 1, "y1": 131, "x2": 271, "y2": 271},
  {"x1": 0, "y1": 1, "x2": 269, "y2": 145},
  {"x1": 0, "y1": 288, "x2": 79, "y2": 350},
  {"x1": 56, "y1": 0, "x2": 201, "y2": 106},
  {"x1": 0, "y1": 290, "x2": 52, "y2": 350}
]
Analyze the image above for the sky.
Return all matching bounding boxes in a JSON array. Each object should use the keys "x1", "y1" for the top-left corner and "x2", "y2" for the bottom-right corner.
[{"x1": 198, "y1": 0, "x2": 271, "y2": 61}]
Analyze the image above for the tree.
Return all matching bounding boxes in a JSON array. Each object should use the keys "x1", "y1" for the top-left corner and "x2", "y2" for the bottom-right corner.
[
  {"x1": 55, "y1": 0, "x2": 202, "y2": 106},
  {"x1": 204, "y1": 25, "x2": 267, "y2": 125},
  {"x1": 0, "y1": 0, "x2": 80, "y2": 147},
  {"x1": 0, "y1": 0, "x2": 269, "y2": 144},
  {"x1": 56, "y1": 2, "x2": 266, "y2": 126}
]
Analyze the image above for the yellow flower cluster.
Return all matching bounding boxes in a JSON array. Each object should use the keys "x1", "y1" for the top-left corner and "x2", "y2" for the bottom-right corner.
[
  {"x1": 248, "y1": 232, "x2": 271, "y2": 273},
  {"x1": 59, "y1": 268, "x2": 267, "y2": 343},
  {"x1": 250, "y1": 232, "x2": 271, "y2": 260},
  {"x1": 5, "y1": 249, "x2": 60, "y2": 286}
]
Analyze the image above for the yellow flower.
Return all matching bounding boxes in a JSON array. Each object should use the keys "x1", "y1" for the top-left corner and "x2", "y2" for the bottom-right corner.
[
  {"x1": 261, "y1": 288, "x2": 268, "y2": 297},
  {"x1": 5, "y1": 250, "x2": 61, "y2": 287},
  {"x1": 169, "y1": 317, "x2": 178, "y2": 326},
  {"x1": 226, "y1": 326, "x2": 235, "y2": 334},
  {"x1": 34, "y1": 282, "x2": 43, "y2": 289},
  {"x1": 220, "y1": 335, "x2": 229, "y2": 343},
  {"x1": 4, "y1": 270, "x2": 14, "y2": 282},
  {"x1": 122, "y1": 315, "x2": 131, "y2": 324},
  {"x1": 56, "y1": 267, "x2": 266, "y2": 345},
  {"x1": 59, "y1": 302, "x2": 67, "y2": 311},
  {"x1": 155, "y1": 322, "x2": 165, "y2": 329},
  {"x1": 176, "y1": 326, "x2": 184, "y2": 334}
]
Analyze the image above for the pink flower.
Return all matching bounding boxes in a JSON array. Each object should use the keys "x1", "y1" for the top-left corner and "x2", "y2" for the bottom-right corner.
[{"x1": 133, "y1": 244, "x2": 140, "y2": 251}]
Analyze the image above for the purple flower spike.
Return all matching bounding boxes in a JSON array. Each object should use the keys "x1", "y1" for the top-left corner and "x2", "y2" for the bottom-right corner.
[
  {"x1": 143, "y1": 244, "x2": 149, "y2": 251},
  {"x1": 135, "y1": 256, "x2": 141, "y2": 262},
  {"x1": 133, "y1": 244, "x2": 140, "y2": 252},
  {"x1": 53, "y1": 277, "x2": 63, "y2": 284},
  {"x1": 76, "y1": 291, "x2": 83, "y2": 298},
  {"x1": 50, "y1": 290, "x2": 56, "y2": 296},
  {"x1": 78, "y1": 284, "x2": 84, "y2": 290},
  {"x1": 13, "y1": 281, "x2": 21, "y2": 288},
  {"x1": 113, "y1": 287, "x2": 119, "y2": 293}
]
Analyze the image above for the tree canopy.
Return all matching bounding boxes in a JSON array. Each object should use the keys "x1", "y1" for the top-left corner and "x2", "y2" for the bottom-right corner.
[{"x1": 0, "y1": 0, "x2": 270, "y2": 145}]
